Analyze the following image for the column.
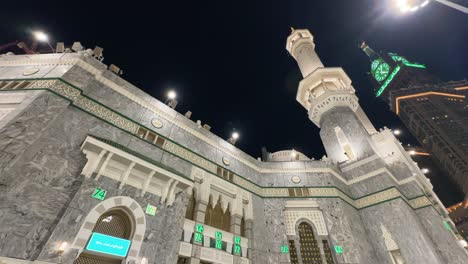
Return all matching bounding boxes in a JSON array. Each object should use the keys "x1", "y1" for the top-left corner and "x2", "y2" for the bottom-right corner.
[
  {"x1": 119, "y1": 162, "x2": 136, "y2": 189},
  {"x1": 317, "y1": 239, "x2": 327, "y2": 264},
  {"x1": 193, "y1": 200, "x2": 208, "y2": 223},
  {"x1": 95, "y1": 153, "x2": 113, "y2": 180},
  {"x1": 230, "y1": 214, "x2": 242, "y2": 235},
  {"x1": 245, "y1": 219, "x2": 253, "y2": 258}
]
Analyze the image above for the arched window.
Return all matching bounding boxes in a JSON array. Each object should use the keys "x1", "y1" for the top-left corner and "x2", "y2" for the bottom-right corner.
[
  {"x1": 185, "y1": 189, "x2": 196, "y2": 220},
  {"x1": 204, "y1": 197, "x2": 231, "y2": 232},
  {"x1": 298, "y1": 222, "x2": 323, "y2": 264},
  {"x1": 334, "y1": 127, "x2": 355, "y2": 161},
  {"x1": 74, "y1": 210, "x2": 133, "y2": 264}
]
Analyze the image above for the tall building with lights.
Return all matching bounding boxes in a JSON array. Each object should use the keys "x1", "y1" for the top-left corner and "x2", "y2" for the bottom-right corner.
[
  {"x1": 360, "y1": 42, "x2": 468, "y2": 197},
  {"x1": 0, "y1": 30, "x2": 467, "y2": 264}
]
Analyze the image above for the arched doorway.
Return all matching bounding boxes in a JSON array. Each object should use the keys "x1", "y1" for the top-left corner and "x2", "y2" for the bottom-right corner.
[
  {"x1": 298, "y1": 222, "x2": 323, "y2": 264},
  {"x1": 74, "y1": 210, "x2": 133, "y2": 264}
]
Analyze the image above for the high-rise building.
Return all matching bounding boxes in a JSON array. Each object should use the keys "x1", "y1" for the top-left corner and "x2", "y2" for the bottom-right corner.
[
  {"x1": 360, "y1": 42, "x2": 468, "y2": 197},
  {"x1": 447, "y1": 199, "x2": 468, "y2": 242},
  {"x1": 0, "y1": 29, "x2": 467, "y2": 264}
]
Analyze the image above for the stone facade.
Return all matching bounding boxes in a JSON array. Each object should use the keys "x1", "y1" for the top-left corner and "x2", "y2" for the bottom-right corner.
[{"x1": 0, "y1": 29, "x2": 467, "y2": 264}]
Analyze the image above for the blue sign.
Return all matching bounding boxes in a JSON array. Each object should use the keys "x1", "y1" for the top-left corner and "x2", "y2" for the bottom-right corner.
[{"x1": 86, "y1": 232, "x2": 131, "y2": 257}]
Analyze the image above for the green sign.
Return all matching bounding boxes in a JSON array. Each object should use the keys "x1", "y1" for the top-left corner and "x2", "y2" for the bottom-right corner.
[
  {"x1": 196, "y1": 223, "x2": 204, "y2": 233},
  {"x1": 281, "y1": 245, "x2": 289, "y2": 253},
  {"x1": 215, "y1": 231, "x2": 223, "y2": 240},
  {"x1": 443, "y1": 221, "x2": 452, "y2": 231},
  {"x1": 92, "y1": 188, "x2": 107, "y2": 200},
  {"x1": 334, "y1": 245, "x2": 343, "y2": 254},
  {"x1": 234, "y1": 236, "x2": 241, "y2": 245},
  {"x1": 145, "y1": 204, "x2": 157, "y2": 216},
  {"x1": 194, "y1": 223, "x2": 204, "y2": 244},
  {"x1": 194, "y1": 232, "x2": 203, "y2": 243},
  {"x1": 233, "y1": 244, "x2": 241, "y2": 254},
  {"x1": 215, "y1": 239, "x2": 223, "y2": 249},
  {"x1": 86, "y1": 232, "x2": 131, "y2": 257}
]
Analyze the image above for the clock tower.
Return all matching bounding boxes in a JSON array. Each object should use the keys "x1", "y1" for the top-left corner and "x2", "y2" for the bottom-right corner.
[{"x1": 360, "y1": 41, "x2": 437, "y2": 98}]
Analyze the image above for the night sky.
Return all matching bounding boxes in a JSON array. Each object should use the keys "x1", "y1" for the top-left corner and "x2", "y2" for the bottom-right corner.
[{"x1": 1, "y1": 1, "x2": 466, "y2": 203}]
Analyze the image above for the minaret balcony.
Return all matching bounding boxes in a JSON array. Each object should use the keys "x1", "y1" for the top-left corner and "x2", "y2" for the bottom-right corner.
[{"x1": 296, "y1": 67, "x2": 358, "y2": 126}]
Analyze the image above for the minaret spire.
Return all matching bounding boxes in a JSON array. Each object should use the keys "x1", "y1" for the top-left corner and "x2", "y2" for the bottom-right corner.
[{"x1": 359, "y1": 41, "x2": 380, "y2": 62}]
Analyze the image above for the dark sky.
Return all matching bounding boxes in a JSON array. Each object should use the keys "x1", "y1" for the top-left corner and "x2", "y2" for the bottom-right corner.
[{"x1": 1, "y1": 1, "x2": 466, "y2": 202}]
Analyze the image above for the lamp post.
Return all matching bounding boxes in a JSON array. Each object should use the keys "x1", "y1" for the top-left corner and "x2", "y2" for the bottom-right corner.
[
  {"x1": 228, "y1": 132, "x2": 239, "y2": 145},
  {"x1": 33, "y1": 31, "x2": 55, "y2": 52},
  {"x1": 395, "y1": 0, "x2": 468, "y2": 14},
  {"x1": 165, "y1": 90, "x2": 178, "y2": 109}
]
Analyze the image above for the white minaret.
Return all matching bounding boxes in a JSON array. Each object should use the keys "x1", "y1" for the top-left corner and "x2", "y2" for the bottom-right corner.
[
  {"x1": 286, "y1": 28, "x2": 359, "y2": 127},
  {"x1": 286, "y1": 28, "x2": 324, "y2": 77}
]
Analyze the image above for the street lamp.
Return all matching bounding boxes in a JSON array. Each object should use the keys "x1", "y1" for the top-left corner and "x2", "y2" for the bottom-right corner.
[
  {"x1": 167, "y1": 90, "x2": 176, "y2": 100},
  {"x1": 421, "y1": 168, "x2": 430, "y2": 174},
  {"x1": 165, "y1": 90, "x2": 178, "y2": 109},
  {"x1": 395, "y1": 0, "x2": 468, "y2": 14},
  {"x1": 409, "y1": 150, "x2": 416, "y2": 155},
  {"x1": 33, "y1": 31, "x2": 55, "y2": 52},
  {"x1": 393, "y1": 129, "x2": 402, "y2": 136},
  {"x1": 228, "y1": 132, "x2": 239, "y2": 145}
]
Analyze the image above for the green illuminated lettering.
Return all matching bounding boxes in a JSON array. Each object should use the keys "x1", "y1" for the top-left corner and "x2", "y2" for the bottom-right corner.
[
  {"x1": 334, "y1": 245, "x2": 344, "y2": 254},
  {"x1": 443, "y1": 221, "x2": 452, "y2": 231},
  {"x1": 215, "y1": 239, "x2": 223, "y2": 249},
  {"x1": 233, "y1": 244, "x2": 241, "y2": 254},
  {"x1": 194, "y1": 232, "x2": 203, "y2": 243},
  {"x1": 92, "y1": 188, "x2": 107, "y2": 200},
  {"x1": 215, "y1": 231, "x2": 223, "y2": 240},
  {"x1": 281, "y1": 245, "x2": 289, "y2": 253},
  {"x1": 234, "y1": 236, "x2": 241, "y2": 245},
  {"x1": 196, "y1": 223, "x2": 204, "y2": 233},
  {"x1": 145, "y1": 204, "x2": 157, "y2": 216}
]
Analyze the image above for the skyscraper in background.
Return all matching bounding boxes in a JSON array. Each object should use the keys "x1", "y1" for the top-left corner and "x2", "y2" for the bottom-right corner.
[{"x1": 360, "y1": 42, "x2": 468, "y2": 200}]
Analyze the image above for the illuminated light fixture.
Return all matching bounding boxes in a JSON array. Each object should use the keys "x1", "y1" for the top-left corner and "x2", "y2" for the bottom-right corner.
[
  {"x1": 421, "y1": 168, "x2": 429, "y2": 174},
  {"x1": 167, "y1": 90, "x2": 176, "y2": 100},
  {"x1": 291, "y1": 149, "x2": 298, "y2": 158},
  {"x1": 393, "y1": 129, "x2": 401, "y2": 136},
  {"x1": 376, "y1": 65, "x2": 401, "y2": 97},
  {"x1": 57, "y1": 242, "x2": 68, "y2": 255},
  {"x1": 396, "y1": 0, "x2": 468, "y2": 14},
  {"x1": 228, "y1": 132, "x2": 240, "y2": 145},
  {"x1": 396, "y1": 0, "x2": 429, "y2": 13},
  {"x1": 141, "y1": 257, "x2": 148, "y2": 264},
  {"x1": 395, "y1": 92, "x2": 465, "y2": 114},
  {"x1": 165, "y1": 90, "x2": 178, "y2": 109},
  {"x1": 409, "y1": 150, "x2": 416, "y2": 155},
  {"x1": 33, "y1": 31, "x2": 48, "y2": 42},
  {"x1": 414, "y1": 151, "x2": 430, "y2": 156},
  {"x1": 454, "y1": 86, "x2": 468, "y2": 91}
]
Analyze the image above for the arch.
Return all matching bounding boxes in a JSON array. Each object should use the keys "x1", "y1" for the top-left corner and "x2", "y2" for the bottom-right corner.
[
  {"x1": 204, "y1": 195, "x2": 231, "y2": 232},
  {"x1": 72, "y1": 196, "x2": 146, "y2": 263},
  {"x1": 185, "y1": 188, "x2": 197, "y2": 220}
]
